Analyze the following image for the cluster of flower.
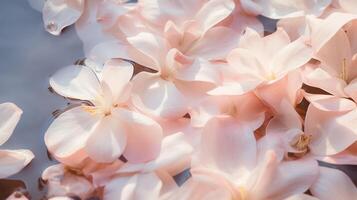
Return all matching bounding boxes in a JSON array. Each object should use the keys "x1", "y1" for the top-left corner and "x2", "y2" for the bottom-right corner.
[{"x1": 4, "y1": 0, "x2": 357, "y2": 199}]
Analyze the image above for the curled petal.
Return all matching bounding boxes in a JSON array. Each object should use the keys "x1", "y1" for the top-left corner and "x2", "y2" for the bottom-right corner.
[
  {"x1": 0, "y1": 149, "x2": 34, "y2": 178},
  {"x1": 0, "y1": 103, "x2": 22, "y2": 146},
  {"x1": 43, "y1": 0, "x2": 85, "y2": 35}
]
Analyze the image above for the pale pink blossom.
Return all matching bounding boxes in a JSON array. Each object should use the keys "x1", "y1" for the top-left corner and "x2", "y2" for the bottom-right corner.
[
  {"x1": 210, "y1": 28, "x2": 311, "y2": 111},
  {"x1": 303, "y1": 13, "x2": 357, "y2": 101},
  {"x1": 0, "y1": 103, "x2": 34, "y2": 179},
  {"x1": 87, "y1": 0, "x2": 263, "y2": 119},
  {"x1": 165, "y1": 116, "x2": 319, "y2": 200},
  {"x1": 45, "y1": 59, "x2": 163, "y2": 164}
]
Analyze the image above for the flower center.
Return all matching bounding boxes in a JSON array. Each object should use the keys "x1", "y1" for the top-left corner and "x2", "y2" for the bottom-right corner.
[{"x1": 291, "y1": 133, "x2": 311, "y2": 151}]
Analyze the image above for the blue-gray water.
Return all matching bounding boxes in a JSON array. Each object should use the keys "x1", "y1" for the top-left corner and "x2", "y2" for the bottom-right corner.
[{"x1": 0, "y1": 1, "x2": 356, "y2": 199}]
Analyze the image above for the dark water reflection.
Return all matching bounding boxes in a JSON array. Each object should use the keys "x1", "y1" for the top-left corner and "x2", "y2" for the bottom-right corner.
[
  {"x1": 0, "y1": 0, "x2": 83, "y2": 198},
  {"x1": 0, "y1": 1, "x2": 356, "y2": 199}
]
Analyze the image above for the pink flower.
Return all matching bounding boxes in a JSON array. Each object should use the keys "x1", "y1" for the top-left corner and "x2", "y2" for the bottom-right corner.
[
  {"x1": 0, "y1": 103, "x2": 34, "y2": 178},
  {"x1": 165, "y1": 116, "x2": 319, "y2": 200},
  {"x1": 45, "y1": 59, "x2": 163, "y2": 164},
  {"x1": 303, "y1": 12, "x2": 357, "y2": 101},
  {"x1": 210, "y1": 28, "x2": 311, "y2": 111}
]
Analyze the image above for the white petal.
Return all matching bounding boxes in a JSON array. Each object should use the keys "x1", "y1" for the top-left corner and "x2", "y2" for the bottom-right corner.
[
  {"x1": 311, "y1": 167, "x2": 357, "y2": 200},
  {"x1": 0, "y1": 103, "x2": 22, "y2": 146},
  {"x1": 85, "y1": 117, "x2": 127, "y2": 163},
  {"x1": 50, "y1": 65, "x2": 101, "y2": 101},
  {"x1": 45, "y1": 106, "x2": 101, "y2": 158},
  {"x1": 0, "y1": 149, "x2": 34, "y2": 178},
  {"x1": 43, "y1": 0, "x2": 85, "y2": 35},
  {"x1": 104, "y1": 173, "x2": 162, "y2": 200},
  {"x1": 132, "y1": 72, "x2": 188, "y2": 119}
]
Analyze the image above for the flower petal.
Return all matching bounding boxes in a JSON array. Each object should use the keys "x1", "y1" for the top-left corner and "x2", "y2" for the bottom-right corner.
[
  {"x1": 310, "y1": 167, "x2": 357, "y2": 200},
  {"x1": 127, "y1": 32, "x2": 165, "y2": 70},
  {"x1": 187, "y1": 26, "x2": 240, "y2": 60},
  {"x1": 0, "y1": 149, "x2": 34, "y2": 178},
  {"x1": 43, "y1": 0, "x2": 85, "y2": 35},
  {"x1": 131, "y1": 72, "x2": 188, "y2": 119},
  {"x1": 0, "y1": 103, "x2": 22, "y2": 146},
  {"x1": 195, "y1": 116, "x2": 257, "y2": 177},
  {"x1": 305, "y1": 100, "x2": 357, "y2": 155},
  {"x1": 194, "y1": 0, "x2": 235, "y2": 33},
  {"x1": 113, "y1": 108, "x2": 162, "y2": 163},
  {"x1": 104, "y1": 173, "x2": 162, "y2": 200},
  {"x1": 117, "y1": 132, "x2": 193, "y2": 174},
  {"x1": 45, "y1": 106, "x2": 101, "y2": 158},
  {"x1": 85, "y1": 117, "x2": 127, "y2": 163},
  {"x1": 248, "y1": 152, "x2": 319, "y2": 200},
  {"x1": 50, "y1": 65, "x2": 101, "y2": 101},
  {"x1": 101, "y1": 59, "x2": 134, "y2": 103}
]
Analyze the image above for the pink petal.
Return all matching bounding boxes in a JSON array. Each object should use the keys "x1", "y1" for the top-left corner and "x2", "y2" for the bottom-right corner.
[
  {"x1": 277, "y1": 16, "x2": 307, "y2": 41},
  {"x1": 45, "y1": 106, "x2": 101, "y2": 158},
  {"x1": 127, "y1": 32, "x2": 165, "y2": 70},
  {"x1": 338, "y1": 0, "x2": 357, "y2": 13},
  {"x1": 305, "y1": 99, "x2": 357, "y2": 155},
  {"x1": 256, "y1": 72, "x2": 303, "y2": 112},
  {"x1": 345, "y1": 77, "x2": 357, "y2": 102},
  {"x1": 272, "y1": 37, "x2": 313, "y2": 78},
  {"x1": 113, "y1": 108, "x2": 162, "y2": 163},
  {"x1": 310, "y1": 167, "x2": 357, "y2": 200},
  {"x1": 316, "y1": 143, "x2": 357, "y2": 165},
  {"x1": 186, "y1": 26, "x2": 240, "y2": 60},
  {"x1": 117, "y1": 132, "x2": 193, "y2": 174},
  {"x1": 244, "y1": 0, "x2": 331, "y2": 19},
  {"x1": 131, "y1": 72, "x2": 189, "y2": 119},
  {"x1": 43, "y1": 0, "x2": 85, "y2": 35},
  {"x1": 308, "y1": 12, "x2": 357, "y2": 52},
  {"x1": 84, "y1": 117, "x2": 127, "y2": 163},
  {"x1": 303, "y1": 66, "x2": 347, "y2": 97},
  {"x1": 0, "y1": 149, "x2": 34, "y2": 178},
  {"x1": 194, "y1": 0, "x2": 235, "y2": 33},
  {"x1": 170, "y1": 53, "x2": 220, "y2": 84},
  {"x1": 248, "y1": 152, "x2": 319, "y2": 200},
  {"x1": 195, "y1": 116, "x2": 257, "y2": 177},
  {"x1": 0, "y1": 103, "x2": 22, "y2": 145},
  {"x1": 285, "y1": 194, "x2": 319, "y2": 200},
  {"x1": 304, "y1": 93, "x2": 356, "y2": 112},
  {"x1": 104, "y1": 173, "x2": 162, "y2": 200},
  {"x1": 49, "y1": 65, "x2": 101, "y2": 102},
  {"x1": 101, "y1": 59, "x2": 134, "y2": 103}
]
